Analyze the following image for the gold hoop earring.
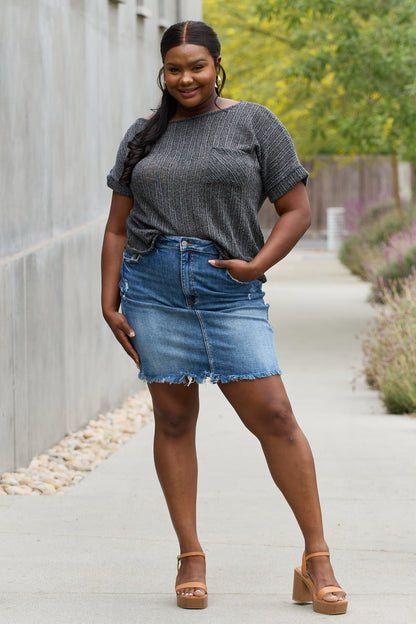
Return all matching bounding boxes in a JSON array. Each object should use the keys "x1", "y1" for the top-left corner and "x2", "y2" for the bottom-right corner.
[
  {"x1": 163, "y1": 81, "x2": 167, "y2": 90},
  {"x1": 216, "y1": 75, "x2": 222, "y2": 88}
]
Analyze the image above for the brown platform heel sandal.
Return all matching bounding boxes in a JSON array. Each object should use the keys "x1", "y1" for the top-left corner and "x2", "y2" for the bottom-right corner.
[
  {"x1": 175, "y1": 551, "x2": 208, "y2": 609},
  {"x1": 292, "y1": 551, "x2": 348, "y2": 615}
]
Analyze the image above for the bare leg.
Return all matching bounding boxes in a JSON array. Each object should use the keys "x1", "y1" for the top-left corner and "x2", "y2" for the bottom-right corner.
[
  {"x1": 149, "y1": 382, "x2": 206, "y2": 597},
  {"x1": 219, "y1": 375, "x2": 346, "y2": 602}
]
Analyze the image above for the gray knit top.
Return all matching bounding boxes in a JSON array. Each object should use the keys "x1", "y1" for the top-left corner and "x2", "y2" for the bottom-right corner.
[{"x1": 107, "y1": 101, "x2": 308, "y2": 263}]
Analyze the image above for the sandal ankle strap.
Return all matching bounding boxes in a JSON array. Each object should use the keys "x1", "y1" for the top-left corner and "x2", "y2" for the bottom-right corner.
[
  {"x1": 302, "y1": 551, "x2": 330, "y2": 575},
  {"x1": 305, "y1": 551, "x2": 330, "y2": 561},
  {"x1": 177, "y1": 551, "x2": 205, "y2": 571}
]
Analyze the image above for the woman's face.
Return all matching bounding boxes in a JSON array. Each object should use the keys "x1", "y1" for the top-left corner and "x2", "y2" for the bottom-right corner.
[{"x1": 163, "y1": 43, "x2": 219, "y2": 115}]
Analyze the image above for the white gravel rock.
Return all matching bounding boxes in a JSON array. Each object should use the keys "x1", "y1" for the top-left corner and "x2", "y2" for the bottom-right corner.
[
  {"x1": 4, "y1": 485, "x2": 33, "y2": 495},
  {"x1": 1, "y1": 477, "x2": 20, "y2": 486},
  {"x1": 0, "y1": 390, "x2": 152, "y2": 496}
]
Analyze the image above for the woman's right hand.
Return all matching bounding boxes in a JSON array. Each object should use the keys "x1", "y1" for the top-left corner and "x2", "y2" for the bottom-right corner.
[
  {"x1": 101, "y1": 192, "x2": 139, "y2": 367},
  {"x1": 104, "y1": 309, "x2": 140, "y2": 368}
]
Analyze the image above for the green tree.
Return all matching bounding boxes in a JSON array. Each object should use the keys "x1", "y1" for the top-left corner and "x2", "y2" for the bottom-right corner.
[
  {"x1": 203, "y1": 0, "x2": 314, "y2": 153},
  {"x1": 256, "y1": 0, "x2": 416, "y2": 211},
  {"x1": 204, "y1": 0, "x2": 416, "y2": 211}
]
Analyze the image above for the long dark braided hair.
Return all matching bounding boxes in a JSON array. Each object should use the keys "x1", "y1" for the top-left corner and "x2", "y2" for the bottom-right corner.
[{"x1": 119, "y1": 21, "x2": 226, "y2": 186}]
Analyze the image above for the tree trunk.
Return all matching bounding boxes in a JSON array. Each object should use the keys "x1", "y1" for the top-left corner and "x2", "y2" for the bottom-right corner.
[{"x1": 390, "y1": 151, "x2": 402, "y2": 217}]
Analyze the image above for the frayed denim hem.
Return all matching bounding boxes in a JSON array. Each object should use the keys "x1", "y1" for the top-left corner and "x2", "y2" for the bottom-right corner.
[{"x1": 138, "y1": 368, "x2": 282, "y2": 385}]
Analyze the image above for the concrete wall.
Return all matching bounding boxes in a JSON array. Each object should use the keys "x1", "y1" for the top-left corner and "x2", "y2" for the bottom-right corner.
[{"x1": 0, "y1": 0, "x2": 201, "y2": 473}]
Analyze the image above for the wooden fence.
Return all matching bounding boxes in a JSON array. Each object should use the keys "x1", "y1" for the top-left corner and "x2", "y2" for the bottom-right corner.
[{"x1": 259, "y1": 155, "x2": 413, "y2": 233}]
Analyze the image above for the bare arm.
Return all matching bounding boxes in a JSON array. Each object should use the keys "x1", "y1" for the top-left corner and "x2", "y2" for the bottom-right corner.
[
  {"x1": 209, "y1": 182, "x2": 311, "y2": 280},
  {"x1": 101, "y1": 192, "x2": 140, "y2": 366}
]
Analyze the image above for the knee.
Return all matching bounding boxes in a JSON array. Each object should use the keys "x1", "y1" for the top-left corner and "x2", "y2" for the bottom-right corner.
[
  {"x1": 254, "y1": 401, "x2": 299, "y2": 441},
  {"x1": 153, "y1": 402, "x2": 197, "y2": 438}
]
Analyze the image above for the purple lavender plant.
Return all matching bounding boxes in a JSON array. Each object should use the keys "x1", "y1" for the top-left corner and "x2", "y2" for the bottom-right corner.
[{"x1": 383, "y1": 225, "x2": 416, "y2": 264}]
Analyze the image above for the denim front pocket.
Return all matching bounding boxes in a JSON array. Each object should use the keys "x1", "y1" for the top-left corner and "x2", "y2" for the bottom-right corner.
[
  {"x1": 120, "y1": 251, "x2": 142, "y2": 300},
  {"x1": 222, "y1": 269, "x2": 263, "y2": 301},
  {"x1": 223, "y1": 267, "x2": 262, "y2": 287},
  {"x1": 225, "y1": 269, "x2": 254, "y2": 285}
]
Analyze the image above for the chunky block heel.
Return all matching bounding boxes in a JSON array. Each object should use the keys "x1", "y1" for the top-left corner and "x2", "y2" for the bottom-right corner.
[
  {"x1": 292, "y1": 551, "x2": 348, "y2": 615},
  {"x1": 292, "y1": 568, "x2": 313, "y2": 603}
]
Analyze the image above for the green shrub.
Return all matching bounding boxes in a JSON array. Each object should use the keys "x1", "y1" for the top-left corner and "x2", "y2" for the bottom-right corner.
[
  {"x1": 365, "y1": 211, "x2": 406, "y2": 247},
  {"x1": 338, "y1": 234, "x2": 369, "y2": 278},
  {"x1": 365, "y1": 200, "x2": 396, "y2": 223},
  {"x1": 363, "y1": 272, "x2": 416, "y2": 414},
  {"x1": 339, "y1": 203, "x2": 416, "y2": 292},
  {"x1": 339, "y1": 205, "x2": 410, "y2": 280},
  {"x1": 371, "y1": 244, "x2": 416, "y2": 301}
]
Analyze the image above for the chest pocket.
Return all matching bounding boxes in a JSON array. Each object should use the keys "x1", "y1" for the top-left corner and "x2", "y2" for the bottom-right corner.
[{"x1": 203, "y1": 147, "x2": 255, "y2": 186}]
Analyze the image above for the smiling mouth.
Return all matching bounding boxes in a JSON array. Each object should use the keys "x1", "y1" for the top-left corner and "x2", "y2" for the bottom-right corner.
[{"x1": 178, "y1": 88, "x2": 199, "y2": 96}]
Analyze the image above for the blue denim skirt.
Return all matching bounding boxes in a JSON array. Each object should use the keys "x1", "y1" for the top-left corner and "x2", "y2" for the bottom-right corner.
[{"x1": 120, "y1": 235, "x2": 281, "y2": 384}]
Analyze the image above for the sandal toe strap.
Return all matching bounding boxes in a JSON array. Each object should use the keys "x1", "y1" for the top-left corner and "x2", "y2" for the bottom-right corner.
[
  {"x1": 316, "y1": 585, "x2": 345, "y2": 601},
  {"x1": 175, "y1": 581, "x2": 207, "y2": 592}
]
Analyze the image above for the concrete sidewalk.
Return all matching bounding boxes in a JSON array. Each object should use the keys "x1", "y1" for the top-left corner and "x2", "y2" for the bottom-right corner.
[{"x1": 1, "y1": 249, "x2": 415, "y2": 623}]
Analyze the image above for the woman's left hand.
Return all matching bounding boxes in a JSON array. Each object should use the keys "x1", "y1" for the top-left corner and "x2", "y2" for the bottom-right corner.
[
  {"x1": 208, "y1": 182, "x2": 311, "y2": 282},
  {"x1": 208, "y1": 258, "x2": 258, "y2": 282}
]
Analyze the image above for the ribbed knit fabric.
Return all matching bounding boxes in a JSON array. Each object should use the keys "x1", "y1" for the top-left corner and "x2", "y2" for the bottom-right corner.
[{"x1": 107, "y1": 101, "x2": 308, "y2": 263}]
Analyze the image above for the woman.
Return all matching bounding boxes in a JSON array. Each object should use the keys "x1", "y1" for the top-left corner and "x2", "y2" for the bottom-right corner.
[{"x1": 102, "y1": 20, "x2": 347, "y2": 615}]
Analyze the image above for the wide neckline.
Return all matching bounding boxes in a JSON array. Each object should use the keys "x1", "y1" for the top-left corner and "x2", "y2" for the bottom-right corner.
[{"x1": 169, "y1": 100, "x2": 243, "y2": 123}]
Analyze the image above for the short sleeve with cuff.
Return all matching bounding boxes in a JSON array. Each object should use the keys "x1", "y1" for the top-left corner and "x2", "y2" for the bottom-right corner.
[
  {"x1": 107, "y1": 118, "x2": 146, "y2": 198},
  {"x1": 251, "y1": 105, "x2": 308, "y2": 202}
]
